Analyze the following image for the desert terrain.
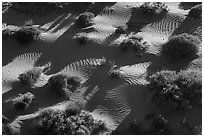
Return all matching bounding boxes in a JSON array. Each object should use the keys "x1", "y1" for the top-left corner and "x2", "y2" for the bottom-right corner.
[{"x1": 2, "y1": 2, "x2": 202, "y2": 135}]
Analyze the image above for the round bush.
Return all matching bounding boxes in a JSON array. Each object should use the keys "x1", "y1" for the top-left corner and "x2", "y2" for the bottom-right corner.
[
  {"x1": 48, "y1": 74, "x2": 83, "y2": 97},
  {"x1": 148, "y1": 69, "x2": 202, "y2": 110},
  {"x1": 188, "y1": 4, "x2": 202, "y2": 18},
  {"x1": 14, "y1": 26, "x2": 41, "y2": 45},
  {"x1": 162, "y1": 33, "x2": 201, "y2": 62},
  {"x1": 18, "y1": 68, "x2": 42, "y2": 86},
  {"x1": 12, "y1": 92, "x2": 35, "y2": 110},
  {"x1": 75, "y1": 12, "x2": 95, "y2": 28},
  {"x1": 35, "y1": 108, "x2": 107, "y2": 135}
]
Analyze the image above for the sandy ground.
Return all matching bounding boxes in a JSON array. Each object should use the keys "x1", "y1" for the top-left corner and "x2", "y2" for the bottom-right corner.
[{"x1": 2, "y1": 2, "x2": 202, "y2": 135}]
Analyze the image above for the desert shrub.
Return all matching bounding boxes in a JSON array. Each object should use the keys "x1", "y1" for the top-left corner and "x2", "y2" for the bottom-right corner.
[
  {"x1": 162, "y1": 33, "x2": 201, "y2": 62},
  {"x1": 65, "y1": 100, "x2": 85, "y2": 116},
  {"x1": 108, "y1": 65, "x2": 120, "y2": 78},
  {"x1": 75, "y1": 12, "x2": 95, "y2": 28},
  {"x1": 3, "y1": 120, "x2": 22, "y2": 135},
  {"x1": 139, "y1": 2, "x2": 168, "y2": 14},
  {"x1": 187, "y1": 4, "x2": 202, "y2": 18},
  {"x1": 12, "y1": 92, "x2": 35, "y2": 110},
  {"x1": 18, "y1": 67, "x2": 42, "y2": 86},
  {"x1": 74, "y1": 33, "x2": 89, "y2": 44},
  {"x1": 14, "y1": 26, "x2": 41, "y2": 45},
  {"x1": 48, "y1": 73, "x2": 83, "y2": 97},
  {"x1": 118, "y1": 36, "x2": 147, "y2": 53},
  {"x1": 115, "y1": 25, "x2": 127, "y2": 34},
  {"x1": 35, "y1": 108, "x2": 107, "y2": 135},
  {"x1": 148, "y1": 69, "x2": 202, "y2": 110}
]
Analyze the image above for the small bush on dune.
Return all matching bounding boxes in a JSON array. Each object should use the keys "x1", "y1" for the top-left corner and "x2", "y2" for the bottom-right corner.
[
  {"x1": 65, "y1": 100, "x2": 85, "y2": 116},
  {"x1": 75, "y1": 12, "x2": 95, "y2": 28},
  {"x1": 12, "y1": 92, "x2": 35, "y2": 110},
  {"x1": 118, "y1": 36, "x2": 147, "y2": 54},
  {"x1": 14, "y1": 26, "x2": 41, "y2": 45},
  {"x1": 3, "y1": 120, "x2": 22, "y2": 135},
  {"x1": 162, "y1": 33, "x2": 201, "y2": 62},
  {"x1": 18, "y1": 67, "x2": 42, "y2": 86},
  {"x1": 74, "y1": 33, "x2": 89, "y2": 44},
  {"x1": 148, "y1": 69, "x2": 202, "y2": 110},
  {"x1": 35, "y1": 106, "x2": 107, "y2": 135},
  {"x1": 139, "y1": 2, "x2": 168, "y2": 14},
  {"x1": 48, "y1": 73, "x2": 83, "y2": 97},
  {"x1": 187, "y1": 4, "x2": 202, "y2": 19}
]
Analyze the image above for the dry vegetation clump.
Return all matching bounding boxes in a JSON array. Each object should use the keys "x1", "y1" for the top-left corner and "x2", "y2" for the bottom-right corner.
[
  {"x1": 148, "y1": 69, "x2": 202, "y2": 110},
  {"x1": 74, "y1": 33, "x2": 89, "y2": 44},
  {"x1": 18, "y1": 67, "x2": 42, "y2": 86},
  {"x1": 187, "y1": 4, "x2": 202, "y2": 19},
  {"x1": 118, "y1": 36, "x2": 147, "y2": 55},
  {"x1": 14, "y1": 26, "x2": 41, "y2": 45},
  {"x1": 75, "y1": 12, "x2": 95, "y2": 28},
  {"x1": 129, "y1": 113, "x2": 171, "y2": 135},
  {"x1": 162, "y1": 33, "x2": 201, "y2": 62},
  {"x1": 34, "y1": 104, "x2": 108, "y2": 135},
  {"x1": 48, "y1": 73, "x2": 83, "y2": 98},
  {"x1": 114, "y1": 25, "x2": 127, "y2": 34},
  {"x1": 139, "y1": 2, "x2": 168, "y2": 14},
  {"x1": 12, "y1": 92, "x2": 35, "y2": 110}
]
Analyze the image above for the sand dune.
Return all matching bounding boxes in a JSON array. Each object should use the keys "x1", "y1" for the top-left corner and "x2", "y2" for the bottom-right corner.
[{"x1": 2, "y1": 2, "x2": 202, "y2": 135}]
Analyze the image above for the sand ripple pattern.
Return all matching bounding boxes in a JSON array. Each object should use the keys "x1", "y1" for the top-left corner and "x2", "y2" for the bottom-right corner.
[
  {"x1": 2, "y1": 53, "x2": 41, "y2": 93},
  {"x1": 116, "y1": 62, "x2": 151, "y2": 85}
]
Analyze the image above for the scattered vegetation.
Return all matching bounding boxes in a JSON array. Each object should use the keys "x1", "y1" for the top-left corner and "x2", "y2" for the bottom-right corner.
[
  {"x1": 74, "y1": 33, "x2": 89, "y2": 44},
  {"x1": 139, "y1": 2, "x2": 168, "y2": 14},
  {"x1": 34, "y1": 105, "x2": 108, "y2": 135},
  {"x1": 48, "y1": 73, "x2": 83, "y2": 97},
  {"x1": 12, "y1": 92, "x2": 35, "y2": 110},
  {"x1": 18, "y1": 67, "x2": 42, "y2": 86},
  {"x1": 187, "y1": 4, "x2": 202, "y2": 19},
  {"x1": 162, "y1": 33, "x2": 201, "y2": 62},
  {"x1": 129, "y1": 113, "x2": 171, "y2": 135},
  {"x1": 148, "y1": 69, "x2": 202, "y2": 110},
  {"x1": 2, "y1": 28, "x2": 16, "y2": 40},
  {"x1": 75, "y1": 12, "x2": 95, "y2": 28},
  {"x1": 114, "y1": 25, "x2": 127, "y2": 34},
  {"x1": 2, "y1": 119, "x2": 22, "y2": 135},
  {"x1": 14, "y1": 26, "x2": 41, "y2": 45}
]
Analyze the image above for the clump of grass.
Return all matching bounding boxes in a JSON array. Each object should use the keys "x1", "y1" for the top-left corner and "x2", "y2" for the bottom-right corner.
[
  {"x1": 34, "y1": 105, "x2": 108, "y2": 135},
  {"x1": 147, "y1": 69, "x2": 202, "y2": 110},
  {"x1": 139, "y1": 2, "x2": 168, "y2": 14},
  {"x1": 187, "y1": 4, "x2": 202, "y2": 19},
  {"x1": 48, "y1": 73, "x2": 83, "y2": 98},
  {"x1": 75, "y1": 12, "x2": 95, "y2": 28},
  {"x1": 14, "y1": 26, "x2": 41, "y2": 45},
  {"x1": 18, "y1": 67, "x2": 42, "y2": 86},
  {"x1": 2, "y1": 28, "x2": 16, "y2": 40},
  {"x1": 12, "y1": 92, "x2": 35, "y2": 110},
  {"x1": 74, "y1": 33, "x2": 89, "y2": 45},
  {"x1": 115, "y1": 25, "x2": 127, "y2": 34},
  {"x1": 162, "y1": 33, "x2": 201, "y2": 62}
]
